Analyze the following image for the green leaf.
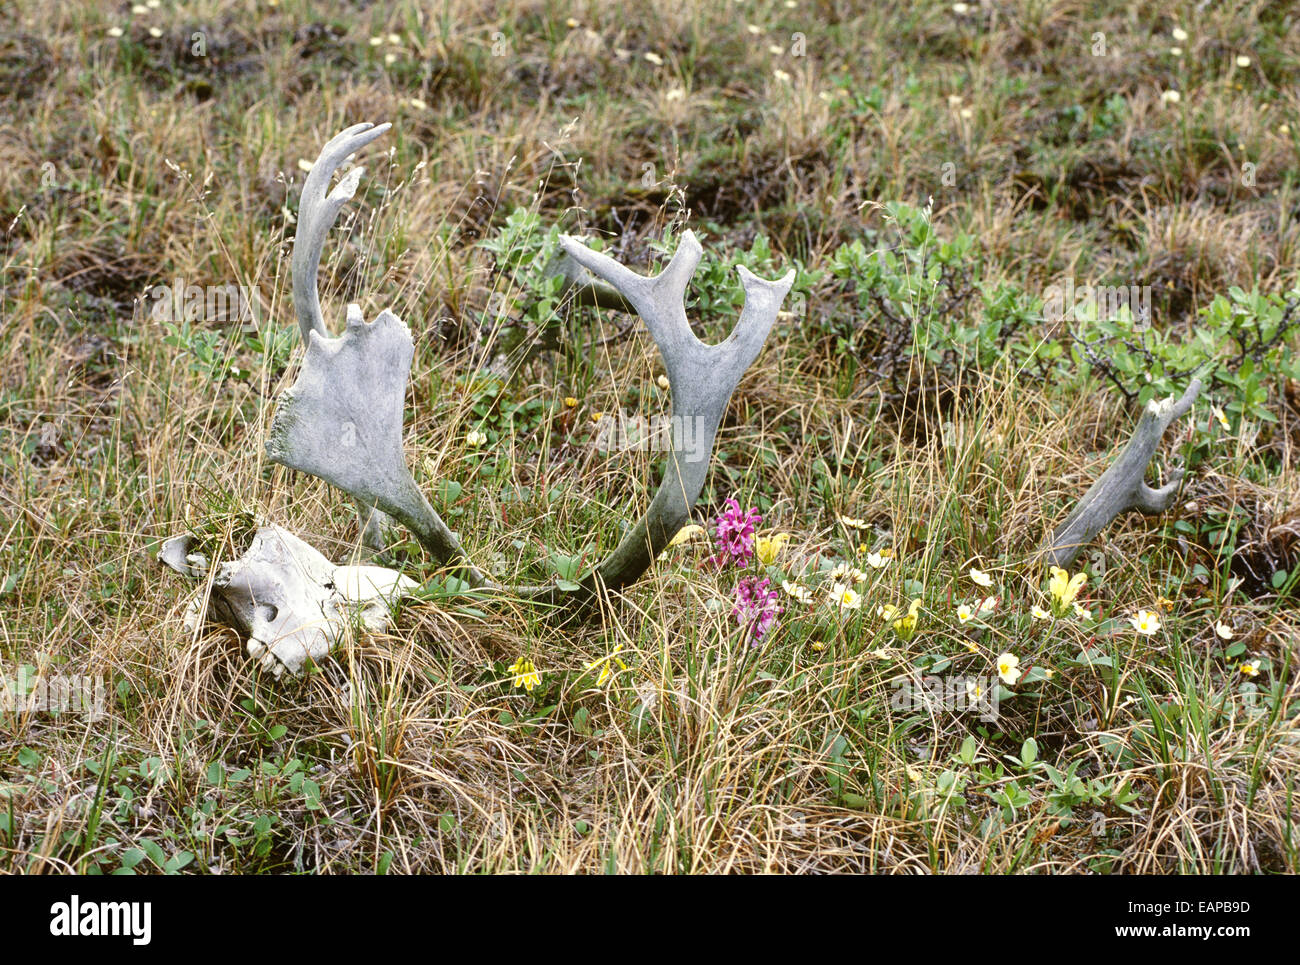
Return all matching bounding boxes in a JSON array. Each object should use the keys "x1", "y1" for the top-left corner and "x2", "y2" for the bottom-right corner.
[{"x1": 1021, "y1": 738, "x2": 1038, "y2": 766}]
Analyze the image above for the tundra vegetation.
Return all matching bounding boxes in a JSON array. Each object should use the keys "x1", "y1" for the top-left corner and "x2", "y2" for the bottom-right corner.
[{"x1": 1, "y1": 0, "x2": 1299, "y2": 873}]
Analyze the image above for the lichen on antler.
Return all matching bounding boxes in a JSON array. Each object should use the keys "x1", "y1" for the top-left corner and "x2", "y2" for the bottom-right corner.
[{"x1": 1041, "y1": 378, "x2": 1201, "y2": 568}]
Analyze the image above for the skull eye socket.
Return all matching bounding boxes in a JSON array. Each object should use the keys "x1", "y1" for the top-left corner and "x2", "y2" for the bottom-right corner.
[{"x1": 255, "y1": 603, "x2": 279, "y2": 624}]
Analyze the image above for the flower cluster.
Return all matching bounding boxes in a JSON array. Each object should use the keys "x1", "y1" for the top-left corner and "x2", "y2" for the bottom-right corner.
[
  {"x1": 508, "y1": 657, "x2": 541, "y2": 693},
  {"x1": 733, "y1": 576, "x2": 782, "y2": 645},
  {"x1": 712, "y1": 497, "x2": 762, "y2": 568}
]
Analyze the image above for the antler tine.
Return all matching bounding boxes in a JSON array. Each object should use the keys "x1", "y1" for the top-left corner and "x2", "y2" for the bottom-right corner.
[
  {"x1": 558, "y1": 230, "x2": 705, "y2": 356},
  {"x1": 292, "y1": 122, "x2": 392, "y2": 342},
  {"x1": 556, "y1": 232, "x2": 795, "y2": 596}
]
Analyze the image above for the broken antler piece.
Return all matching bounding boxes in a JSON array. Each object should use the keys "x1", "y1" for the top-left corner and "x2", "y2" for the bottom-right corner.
[
  {"x1": 555, "y1": 231, "x2": 795, "y2": 595},
  {"x1": 1041, "y1": 378, "x2": 1201, "y2": 569}
]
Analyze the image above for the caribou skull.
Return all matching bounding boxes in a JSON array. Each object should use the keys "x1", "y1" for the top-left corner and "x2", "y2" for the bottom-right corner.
[{"x1": 160, "y1": 525, "x2": 417, "y2": 676}]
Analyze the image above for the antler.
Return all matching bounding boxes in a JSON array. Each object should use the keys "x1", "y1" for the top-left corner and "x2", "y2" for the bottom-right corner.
[
  {"x1": 554, "y1": 231, "x2": 795, "y2": 595},
  {"x1": 270, "y1": 122, "x2": 487, "y2": 582},
  {"x1": 288, "y1": 122, "x2": 397, "y2": 551},
  {"x1": 292, "y1": 122, "x2": 391, "y2": 341},
  {"x1": 1040, "y1": 378, "x2": 1201, "y2": 568}
]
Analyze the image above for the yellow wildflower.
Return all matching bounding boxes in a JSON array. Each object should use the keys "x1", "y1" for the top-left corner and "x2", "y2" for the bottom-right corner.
[
  {"x1": 892, "y1": 598, "x2": 922, "y2": 641},
  {"x1": 509, "y1": 657, "x2": 541, "y2": 692},
  {"x1": 584, "y1": 647, "x2": 628, "y2": 687},
  {"x1": 1048, "y1": 566, "x2": 1087, "y2": 616},
  {"x1": 755, "y1": 533, "x2": 792, "y2": 565},
  {"x1": 668, "y1": 524, "x2": 706, "y2": 547}
]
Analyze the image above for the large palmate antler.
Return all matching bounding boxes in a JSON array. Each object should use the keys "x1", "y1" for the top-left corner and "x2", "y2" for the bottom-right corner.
[
  {"x1": 269, "y1": 122, "x2": 794, "y2": 604},
  {"x1": 269, "y1": 122, "x2": 487, "y2": 583}
]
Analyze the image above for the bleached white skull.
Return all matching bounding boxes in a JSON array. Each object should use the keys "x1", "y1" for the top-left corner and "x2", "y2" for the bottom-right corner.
[{"x1": 160, "y1": 525, "x2": 416, "y2": 676}]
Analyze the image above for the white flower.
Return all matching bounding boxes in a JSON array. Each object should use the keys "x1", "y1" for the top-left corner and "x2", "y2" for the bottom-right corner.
[
  {"x1": 969, "y1": 567, "x2": 994, "y2": 588},
  {"x1": 1170, "y1": 46, "x2": 1183, "y2": 56},
  {"x1": 863, "y1": 550, "x2": 890, "y2": 569},
  {"x1": 1130, "y1": 610, "x2": 1161, "y2": 635},
  {"x1": 1072, "y1": 602, "x2": 1092, "y2": 621},
  {"x1": 466, "y1": 429, "x2": 487, "y2": 447},
  {"x1": 1213, "y1": 406, "x2": 1231, "y2": 431},
  {"x1": 781, "y1": 580, "x2": 813, "y2": 604},
  {"x1": 1161, "y1": 89, "x2": 1182, "y2": 105},
  {"x1": 1236, "y1": 55, "x2": 1251, "y2": 68},
  {"x1": 997, "y1": 653, "x2": 1021, "y2": 685},
  {"x1": 643, "y1": 51, "x2": 664, "y2": 65},
  {"x1": 1240, "y1": 659, "x2": 1260, "y2": 678},
  {"x1": 956, "y1": 604, "x2": 974, "y2": 624},
  {"x1": 108, "y1": 26, "x2": 124, "y2": 37},
  {"x1": 977, "y1": 596, "x2": 998, "y2": 614},
  {"x1": 1171, "y1": 27, "x2": 1188, "y2": 42},
  {"x1": 828, "y1": 583, "x2": 861, "y2": 611},
  {"x1": 1215, "y1": 621, "x2": 1234, "y2": 640},
  {"x1": 1031, "y1": 606, "x2": 1052, "y2": 621}
]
